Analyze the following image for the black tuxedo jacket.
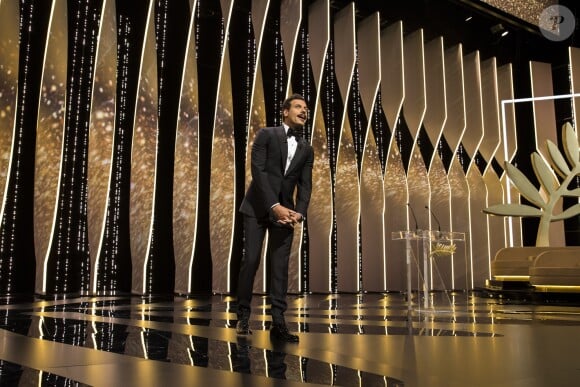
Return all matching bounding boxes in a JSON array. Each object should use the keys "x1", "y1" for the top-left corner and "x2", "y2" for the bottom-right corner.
[{"x1": 240, "y1": 125, "x2": 314, "y2": 220}]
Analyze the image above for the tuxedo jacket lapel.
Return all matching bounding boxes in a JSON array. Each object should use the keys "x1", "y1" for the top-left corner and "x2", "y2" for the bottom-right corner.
[{"x1": 276, "y1": 126, "x2": 288, "y2": 174}]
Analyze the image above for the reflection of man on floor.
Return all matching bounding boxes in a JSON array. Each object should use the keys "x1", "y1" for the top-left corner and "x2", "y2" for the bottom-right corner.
[{"x1": 236, "y1": 94, "x2": 314, "y2": 343}]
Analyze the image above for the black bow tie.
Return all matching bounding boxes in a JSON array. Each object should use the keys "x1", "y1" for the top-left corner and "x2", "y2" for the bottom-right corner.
[{"x1": 287, "y1": 128, "x2": 301, "y2": 138}]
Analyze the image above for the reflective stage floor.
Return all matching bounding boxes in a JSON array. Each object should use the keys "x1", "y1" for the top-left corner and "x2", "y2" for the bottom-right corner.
[{"x1": 1, "y1": 292, "x2": 580, "y2": 386}]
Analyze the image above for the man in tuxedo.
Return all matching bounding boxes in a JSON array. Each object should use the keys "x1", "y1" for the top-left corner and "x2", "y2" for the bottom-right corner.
[{"x1": 236, "y1": 94, "x2": 314, "y2": 343}]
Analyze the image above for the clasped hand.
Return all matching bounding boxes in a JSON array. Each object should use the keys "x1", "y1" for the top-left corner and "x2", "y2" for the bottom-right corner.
[{"x1": 272, "y1": 205, "x2": 301, "y2": 227}]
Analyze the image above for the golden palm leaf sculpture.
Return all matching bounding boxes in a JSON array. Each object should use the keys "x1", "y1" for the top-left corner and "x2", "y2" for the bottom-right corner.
[{"x1": 484, "y1": 122, "x2": 580, "y2": 246}]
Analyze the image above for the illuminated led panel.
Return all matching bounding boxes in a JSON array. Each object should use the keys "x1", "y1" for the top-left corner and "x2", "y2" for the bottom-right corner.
[
  {"x1": 529, "y1": 61, "x2": 565, "y2": 247},
  {"x1": 358, "y1": 13, "x2": 383, "y2": 292},
  {"x1": 34, "y1": 0, "x2": 67, "y2": 293},
  {"x1": 242, "y1": 0, "x2": 270, "y2": 295},
  {"x1": 481, "y1": 57, "x2": 503, "y2": 280},
  {"x1": 441, "y1": 45, "x2": 466, "y2": 290},
  {"x1": 380, "y1": 22, "x2": 407, "y2": 291},
  {"x1": 306, "y1": 0, "x2": 331, "y2": 293},
  {"x1": 424, "y1": 37, "x2": 450, "y2": 288},
  {"x1": 209, "y1": 0, "x2": 235, "y2": 294},
  {"x1": 333, "y1": 4, "x2": 358, "y2": 292},
  {"x1": 279, "y1": 0, "x2": 302, "y2": 294},
  {"x1": 173, "y1": 0, "x2": 199, "y2": 295},
  {"x1": 0, "y1": 0, "x2": 19, "y2": 227},
  {"x1": 463, "y1": 51, "x2": 485, "y2": 289},
  {"x1": 88, "y1": 0, "x2": 117, "y2": 292},
  {"x1": 130, "y1": 1, "x2": 157, "y2": 294},
  {"x1": 497, "y1": 64, "x2": 522, "y2": 247}
]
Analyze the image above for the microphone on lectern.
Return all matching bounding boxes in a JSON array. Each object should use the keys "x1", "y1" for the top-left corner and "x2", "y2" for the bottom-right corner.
[
  {"x1": 407, "y1": 203, "x2": 419, "y2": 231},
  {"x1": 425, "y1": 205, "x2": 442, "y2": 232}
]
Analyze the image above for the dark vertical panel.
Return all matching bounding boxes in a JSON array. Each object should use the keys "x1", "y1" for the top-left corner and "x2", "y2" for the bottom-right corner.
[
  {"x1": 0, "y1": 0, "x2": 19, "y2": 256},
  {"x1": 261, "y1": 1, "x2": 286, "y2": 127},
  {"x1": 209, "y1": 0, "x2": 235, "y2": 293},
  {"x1": 228, "y1": 0, "x2": 259, "y2": 294},
  {"x1": 306, "y1": 0, "x2": 332, "y2": 293},
  {"x1": 44, "y1": 0, "x2": 103, "y2": 295},
  {"x1": 95, "y1": 0, "x2": 148, "y2": 294},
  {"x1": 88, "y1": 0, "x2": 117, "y2": 294},
  {"x1": 358, "y1": 14, "x2": 383, "y2": 292},
  {"x1": 259, "y1": 0, "x2": 286, "y2": 294},
  {"x1": 0, "y1": 0, "x2": 52, "y2": 296},
  {"x1": 190, "y1": 0, "x2": 223, "y2": 293},
  {"x1": 333, "y1": 4, "x2": 358, "y2": 293},
  {"x1": 287, "y1": 2, "x2": 310, "y2": 294},
  {"x1": 143, "y1": 0, "x2": 189, "y2": 294}
]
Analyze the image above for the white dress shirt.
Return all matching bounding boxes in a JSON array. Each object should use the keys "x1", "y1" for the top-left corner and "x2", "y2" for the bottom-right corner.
[{"x1": 284, "y1": 123, "x2": 297, "y2": 174}]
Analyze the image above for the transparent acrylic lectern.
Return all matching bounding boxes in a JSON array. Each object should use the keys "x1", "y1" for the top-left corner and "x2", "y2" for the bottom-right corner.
[{"x1": 392, "y1": 230, "x2": 466, "y2": 310}]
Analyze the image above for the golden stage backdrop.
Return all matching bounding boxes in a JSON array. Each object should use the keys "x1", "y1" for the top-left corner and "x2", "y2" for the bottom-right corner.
[{"x1": 2, "y1": 0, "x2": 566, "y2": 296}]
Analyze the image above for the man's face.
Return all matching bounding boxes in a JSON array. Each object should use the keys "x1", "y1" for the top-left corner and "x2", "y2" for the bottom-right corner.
[{"x1": 283, "y1": 99, "x2": 308, "y2": 128}]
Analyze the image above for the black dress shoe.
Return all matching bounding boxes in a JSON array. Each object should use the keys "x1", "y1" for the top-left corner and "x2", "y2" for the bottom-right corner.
[
  {"x1": 270, "y1": 324, "x2": 299, "y2": 343},
  {"x1": 236, "y1": 318, "x2": 252, "y2": 335}
]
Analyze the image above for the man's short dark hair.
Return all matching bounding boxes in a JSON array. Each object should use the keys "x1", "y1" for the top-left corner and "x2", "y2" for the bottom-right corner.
[{"x1": 282, "y1": 94, "x2": 306, "y2": 112}]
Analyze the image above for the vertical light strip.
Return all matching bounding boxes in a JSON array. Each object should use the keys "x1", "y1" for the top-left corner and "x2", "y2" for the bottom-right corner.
[
  {"x1": 333, "y1": 3, "x2": 358, "y2": 292},
  {"x1": 90, "y1": 0, "x2": 117, "y2": 293},
  {"x1": 442, "y1": 45, "x2": 466, "y2": 289},
  {"x1": 0, "y1": 0, "x2": 19, "y2": 239},
  {"x1": 481, "y1": 57, "x2": 502, "y2": 282},
  {"x1": 569, "y1": 47, "x2": 580, "y2": 213},
  {"x1": 244, "y1": 0, "x2": 270, "y2": 294},
  {"x1": 569, "y1": 47, "x2": 580, "y2": 139},
  {"x1": 358, "y1": 13, "x2": 382, "y2": 291},
  {"x1": 238, "y1": 0, "x2": 270, "y2": 294},
  {"x1": 403, "y1": 29, "x2": 429, "y2": 290},
  {"x1": 424, "y1": 37, "x2": 448, "y2": 288},
  {"x1": 38, "y1": 0, "x2": 67, "y2": 293},
  {"x1": 279, "y1": 0, "x2": 302, "y2": 293},
  {"x1": 208, "y1": 0, "x2": 235, "y2": 294},
  {"x1": 380, "y1": 22, "x2": 406, "y2": 291},
  {"x1": 497, "y1": 64, "x2": 518, "y2": 247},
  {"x1": 128, "y1": 0, "x2": 156, "y2": 294},
  {"x1": 174, "y1": 0, "x2": 199, "y2": 295},
  {"x1": 463, "y1": 51, "x2": 485, "y2": 289},
  {"x1": 306, "y1": 0, "x2": 331, "y2": 292},
  {"x1": 280, "y1": 0, "x2": 302, "y2": 96},
  {"x1": 529, "y1": 61, "x2": 565, "y2": 247}
]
